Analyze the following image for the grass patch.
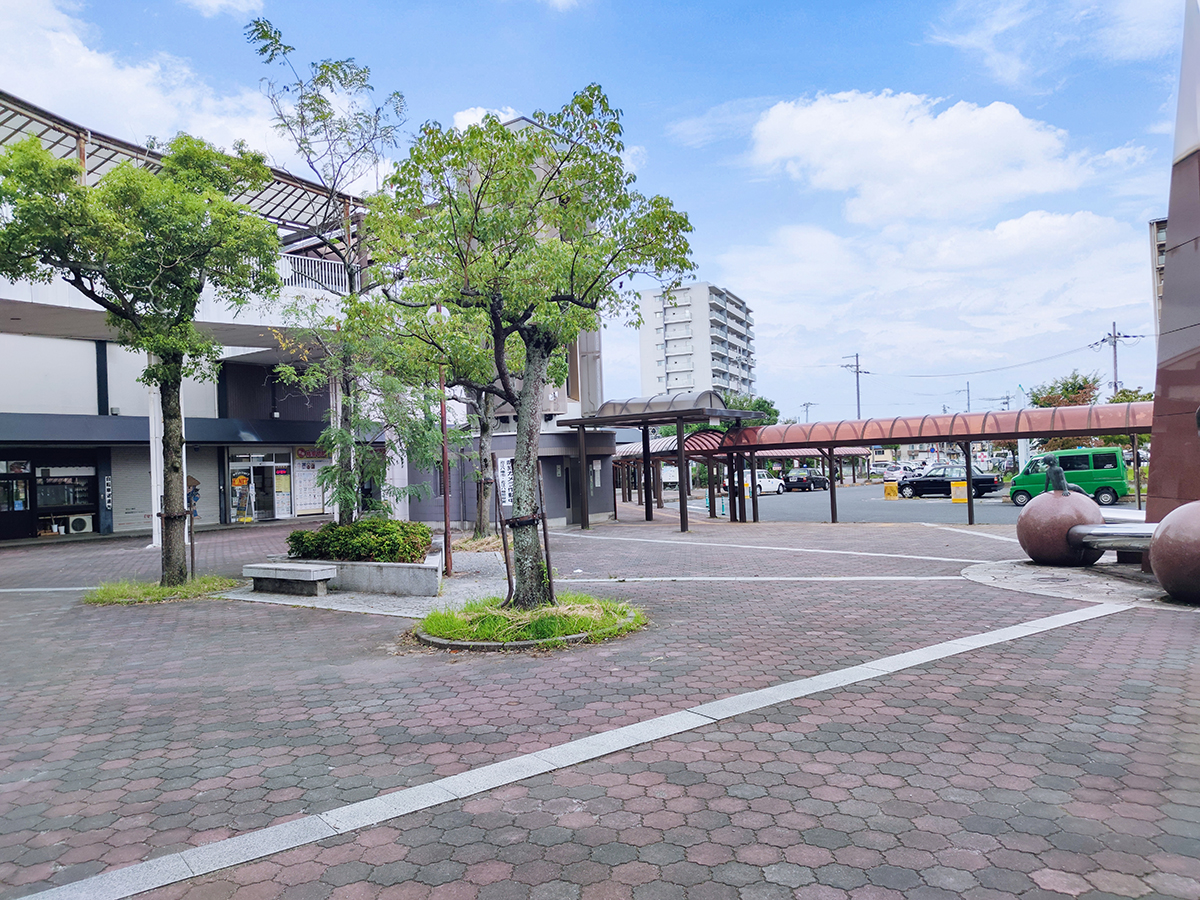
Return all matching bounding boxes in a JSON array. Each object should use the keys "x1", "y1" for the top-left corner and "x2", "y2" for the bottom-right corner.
[
  {"x1": 418, "y1": 592, "x2": 645, "y2": 645},
  {"x1": 452, "y1": 534, "x2": 504, "y2": 553},
  {"x1": 83, "y1": 575, "x2": 241, "y2": 605}
]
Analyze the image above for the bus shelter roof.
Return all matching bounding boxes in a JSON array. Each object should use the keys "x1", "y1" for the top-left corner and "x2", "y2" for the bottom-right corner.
[
  {"x1": 558, "y1": 391, "x2": 766, "y2": 429},
  {"x1": 715, "y1": 401, "x2": 1153, "y2": 450}
]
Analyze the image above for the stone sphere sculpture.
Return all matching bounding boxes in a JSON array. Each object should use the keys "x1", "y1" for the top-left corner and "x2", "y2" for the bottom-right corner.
[
  {"x1": 1150, "y1": 501, "x2": 1200, "y2": 603},
  {"x1": 1016, "y1": 490, "x2": 1105, "y2": 566}
]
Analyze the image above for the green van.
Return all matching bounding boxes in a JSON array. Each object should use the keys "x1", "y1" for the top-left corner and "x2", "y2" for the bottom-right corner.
[{"x1": 1009, "y1": 448, "x2": 1128, "y2": 507}]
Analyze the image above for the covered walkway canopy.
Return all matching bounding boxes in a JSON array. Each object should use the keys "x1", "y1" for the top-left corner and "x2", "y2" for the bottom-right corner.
[
  {"x1": 716, "y1": 401, "x2": 1154, "y2": 525},
  {"x1": 559, "y1": 391, "x2": 765, "y2": 531}
]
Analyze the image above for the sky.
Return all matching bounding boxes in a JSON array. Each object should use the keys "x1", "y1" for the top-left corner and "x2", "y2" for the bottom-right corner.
[{"x1": 0, "y1": 0, "x2": 1182, "y2": 422}]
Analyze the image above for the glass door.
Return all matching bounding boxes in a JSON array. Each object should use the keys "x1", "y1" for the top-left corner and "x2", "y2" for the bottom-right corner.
[
  {"x1": 0, "y1": 475, "x2": 35, "y2": 539},
  {"x1": 252, "y1": 464, "x2": 275, "y2": 520}
]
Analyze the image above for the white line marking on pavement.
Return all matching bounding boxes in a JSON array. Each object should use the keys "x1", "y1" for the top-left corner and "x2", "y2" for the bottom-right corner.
[
  {"x1": 550, "y1": 530, "x2": 983, "y2": 564},
  {"x1": 559, "y1": 576, "x2": 963, "y2": 583},
  {"x1": 0, "y1": 587, "x2": 98, "y2": 592},
  {"x1": 27, "y1": 603, "x2": 1129, "y2": 900},
  {"x1": 919, "y1": 523, "x2": 1022, "y2": 544}
]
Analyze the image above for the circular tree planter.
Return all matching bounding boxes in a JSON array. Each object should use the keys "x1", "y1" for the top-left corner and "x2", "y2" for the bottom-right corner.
[{"x1": 414, "y1": 610, "x2": 638, "y2": 652}]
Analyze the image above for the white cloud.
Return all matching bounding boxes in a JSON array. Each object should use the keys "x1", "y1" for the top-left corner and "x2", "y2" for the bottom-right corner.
[
  {"x1": 667, "y1": 98, "x2": 773, "y2": 148},
  {"x1": 932, "y1": 0, "x2": 1182, "y2": 87},
  {"x1": 0, "y1": 0, "x2": 283, "y2": 162},
  {"x1": 452, "y1": 105, "x2": 521, "y2": 131},
  {"x1": 750, "y1": 90, "x2": 1095, "y2": 224},
  {"x1": 178, "y1": 0, "x2": 263, "y2": 17},
  {"x1": 621, "y1": 145, "x2": 647, "y2": 174},
  {"x1": 716, "y1": 211, "x2": 1150, "y2": 405}
]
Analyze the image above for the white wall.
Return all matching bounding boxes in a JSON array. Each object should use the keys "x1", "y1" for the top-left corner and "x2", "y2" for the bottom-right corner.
[
  {"x1": 106, "y1": 346, "x2": 151, "y2": 417},
  {"x1": 0, "y1": 334, "x2": 96, "y2": 415}
]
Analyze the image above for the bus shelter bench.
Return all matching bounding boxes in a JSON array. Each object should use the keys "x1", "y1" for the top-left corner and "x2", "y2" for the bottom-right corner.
[
  {"x1": 1067, "y1": 524, "x2": 1156, "y2": 563},
  {"x1": 242, "y1": 562, "x2": 337, "y2": 597}
]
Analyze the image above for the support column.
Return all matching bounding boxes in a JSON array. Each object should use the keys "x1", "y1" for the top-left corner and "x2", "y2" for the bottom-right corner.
[
  {"x1": 642, "y1": 425, "x2": 653, "y2": 521},
  {"x1": 727, "y1": 454, "x2": 737, "y2": 523},
  {"x1": 961, "y1": 441, "x2": 976, "y2": 526},
  {"x1": 738, "y1": 457, "x2": 748, "y2": 523},
  {"x1": 708, "y1": 459, "x2": 717, "y2": 518},
  {"x1": 1132, "y1": 433, "x2": 1142, "y2": 510},
  {"x1": 826, "y1": 449, "x2": 839, "y2": 524},
  {"x1": 749, "y1": 451, "x2": 760, "y2": 523},
  {"x1": 676, "y1": 417, "x2": 689, "y2": 533},
  {"x1": 577, "y1": 425, "x2": 590, "y2": 530}
]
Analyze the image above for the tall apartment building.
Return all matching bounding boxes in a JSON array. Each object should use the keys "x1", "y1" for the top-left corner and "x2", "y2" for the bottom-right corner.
[
  {"x1": 638, "y1": 283, "x2": 756, "y2": 397},
  {"x1": 1150, "y1": 217, "x2": 1167, "y2": 338}
]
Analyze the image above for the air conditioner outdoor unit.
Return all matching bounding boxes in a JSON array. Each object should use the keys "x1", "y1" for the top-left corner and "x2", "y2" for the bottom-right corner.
[{"x1": 69, "y1": 515, "x2": 94, "y2": 534}]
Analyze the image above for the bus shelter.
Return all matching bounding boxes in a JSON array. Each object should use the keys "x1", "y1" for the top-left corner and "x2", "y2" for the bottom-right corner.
[{"x1": 558, "y1": 392, "x2": 765, "y2": 532}]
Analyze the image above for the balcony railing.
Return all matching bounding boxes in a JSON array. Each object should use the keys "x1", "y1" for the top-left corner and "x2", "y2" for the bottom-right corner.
[{"x1": 277, "y1": 253, "x2": 350, "y2": 295}]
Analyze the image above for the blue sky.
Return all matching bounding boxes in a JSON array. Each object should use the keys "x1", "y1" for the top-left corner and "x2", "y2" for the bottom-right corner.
[{"x1": 0, "y1": 0, "x2": 1182, "y2": 421}]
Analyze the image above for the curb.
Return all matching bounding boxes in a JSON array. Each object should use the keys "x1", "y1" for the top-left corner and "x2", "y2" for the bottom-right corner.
[{"x1": 414, "y1": 611, "x2": 638, "y2": 652}]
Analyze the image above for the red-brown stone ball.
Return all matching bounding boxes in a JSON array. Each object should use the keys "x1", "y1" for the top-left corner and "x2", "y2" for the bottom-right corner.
[
  {"x1": 1016, "y1": 491, "x2": 1105, "y2": 566},
  {"x1": 1150, "y1": 501, "x2": 1200, "y2": 604}
]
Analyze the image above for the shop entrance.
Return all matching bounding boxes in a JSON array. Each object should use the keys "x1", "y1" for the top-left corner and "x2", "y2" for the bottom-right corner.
[
  {"x1": 0, "y1": 471, "x2": 34, "y2": 539},
  {"x1": 228, "y1": 451, "x2": 292, "y2": 523}
]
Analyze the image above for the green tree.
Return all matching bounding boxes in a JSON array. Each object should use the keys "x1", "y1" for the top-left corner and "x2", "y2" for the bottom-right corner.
[
  {"x1": 0, "y1": 134, "x2": 279, "y2": 585},
  {"x1": 248, "y1": 19, "x2": 417, "y2": 525},
  {"x1": 1028, "y1": 370, "x2": 1101, "y2": 452},
  {"x1": 722, "y1": 393, "x2": 779, "y2": 427},
  {"x1": 372, "y1": 86, "x2": 694, "y2": 608}
]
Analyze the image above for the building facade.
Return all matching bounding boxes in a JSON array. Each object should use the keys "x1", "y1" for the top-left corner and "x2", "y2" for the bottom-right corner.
[{"x1": 638, "y1": 283, "x2": 756, "y2": 397}]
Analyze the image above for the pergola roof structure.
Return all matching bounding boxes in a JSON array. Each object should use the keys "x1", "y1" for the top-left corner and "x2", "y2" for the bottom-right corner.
[
  {"x1": 0, "y1": 89, "x2": 361, "y2": 238},
  {"x1": 558, "y1": 391, "x2": 766, "y2": 430}
]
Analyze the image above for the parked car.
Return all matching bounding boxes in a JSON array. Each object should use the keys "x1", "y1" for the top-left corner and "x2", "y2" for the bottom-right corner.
[
  {"x1": 883, "y1": 464, "x2": 917, "y2": 482},
  {"x1": 783, "y1": 468, "x2": 829, "y2": 492},
  {"x1": 897, "y1": 465, "x2": 1004, "y2": 499},
  {"x1": 722, "y1": 470, "x2": 784, "y2": 495},
  {"x1": 1009, "y1": 448, "x2": 1128, "y2": 507}
]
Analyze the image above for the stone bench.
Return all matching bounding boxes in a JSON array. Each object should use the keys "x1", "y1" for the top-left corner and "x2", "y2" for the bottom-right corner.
[
  {"x1": 243, "y1": 563, "x2": 338, "y2": 596},
  {"x1": 1067, "y1": 523, "x2": 1156, "y2": 563}
]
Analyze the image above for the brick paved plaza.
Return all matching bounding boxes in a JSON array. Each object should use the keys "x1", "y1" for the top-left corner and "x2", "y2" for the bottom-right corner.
[{"x1": 1, "y1": 512, "x2": 1198, "y2": 900}]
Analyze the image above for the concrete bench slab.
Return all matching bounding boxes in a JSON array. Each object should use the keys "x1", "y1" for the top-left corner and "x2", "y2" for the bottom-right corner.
[
  {"x1": 243, "y1": 563, "x2": 337, "y2": 597},
  {"x1": 1067, "y1": 524, "x2": 1156, "y2": 553}
]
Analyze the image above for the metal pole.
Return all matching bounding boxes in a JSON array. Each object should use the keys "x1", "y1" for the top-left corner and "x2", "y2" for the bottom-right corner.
[
  {"x1": 855, "y1": 354, "x2": 861, "y2": 419},
  {"x1": 655, "y1": 461, "x2": 664, "y2": 510},
  {"x1": 635, "y1": 461, "x2": 643, "y2": 506},
  {"x1": 537, "y1": 460, "x2": 556, "y2": 603},
  {"x1": 491, "y1": 453, "x2": 513, "y2": 605},
  {"x1": 188, "y1": 495, "x2": 196, "y2": 581},
  {"x1": 676, "y1": 417, "x2": 689, "y2": 532},
  {"x1": 962, "y1": 441, "x2": 975, "y2": 526},
  {"x1": 749, "y1": 451, "x2": 760, "y2": 523},
  {"x1": 1132, "y1": 432, "x2": 1142, "y2": 510},
  {"x1": 1112, "y1": 321, "x2": 1119, "y2": 392},
  {"x1": 827, "y1": 450, "x2": 839, "y2": 524},
  {"x1": 727, "y1": 454, "x2": 737, "y2": 523},
  {"x1": 577, "y1": 425, "x2": 590, "y2": 530},
  {"x1": 612, "y1": 461, "x2": 619, "y2": 521},
  {"x1": 642, "y1": 425, "x2": 653, "y2": 521},
  {"x1": 738, "y1": 458, "x2": 748, "y2": 523},
  {"x1": 438, "y1": 317, "x2": 453, "y2": 577},
  {"x1": 708, "y1": 459, "x2": 717, "y2": 518}
]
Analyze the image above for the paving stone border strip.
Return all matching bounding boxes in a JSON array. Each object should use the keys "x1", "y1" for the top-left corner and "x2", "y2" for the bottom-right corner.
[
  {"x1": 413, "y1": 610, "x2": 639, "y2": 651},
  {"x1": 27, "y1": 602, "x2": 1130, "y2": 900}
]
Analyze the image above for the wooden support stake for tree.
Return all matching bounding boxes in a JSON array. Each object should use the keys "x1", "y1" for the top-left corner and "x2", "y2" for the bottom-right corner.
[
  {"x1": 491, "y1": 453, "x2": 514, "y2": 606},
  {"x1": 537, "y1": 460, "x2": 556, "y2": 603}
]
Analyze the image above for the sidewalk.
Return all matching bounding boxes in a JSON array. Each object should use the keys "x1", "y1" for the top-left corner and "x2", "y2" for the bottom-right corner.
[{"x1": 1, "y1": 517, "x2": 1197, "y2": 900}]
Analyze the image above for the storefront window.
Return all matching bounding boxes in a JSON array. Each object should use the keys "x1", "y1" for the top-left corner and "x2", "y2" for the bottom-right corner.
[{"x1": 36, "y1": 476, "x2": 97, "y2": 510}]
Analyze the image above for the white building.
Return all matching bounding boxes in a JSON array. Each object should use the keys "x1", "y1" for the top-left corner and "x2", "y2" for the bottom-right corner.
[{"x1": 638, "y1": 283, "x2": 756, "y2": 397}]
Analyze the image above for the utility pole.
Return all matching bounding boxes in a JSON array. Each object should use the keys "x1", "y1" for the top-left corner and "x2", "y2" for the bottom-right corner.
[
  {"x1": 841, "y1": 353, "x2": 870, "y2": 419},
  {"x1": 966, "y1": 381, "x2": 971, "y2": 413},
  {"x1": 801, "y1": 402, "x2": 817, "y2": 423},
  {"x1": 1093, "y1": 323, "x2": 1144, "y2": 395}
]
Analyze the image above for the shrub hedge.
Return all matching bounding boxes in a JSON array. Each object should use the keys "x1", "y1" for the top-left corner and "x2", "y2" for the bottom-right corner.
[{"x1": 287, "y1": 519, "x2": 432, "y2": 564}]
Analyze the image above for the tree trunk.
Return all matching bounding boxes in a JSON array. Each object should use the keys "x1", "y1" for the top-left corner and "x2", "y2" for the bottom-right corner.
[
  {"x1": 509, "y1": 338, "x2": 553, "y2": 609},
  {"x1": 474, "y1": 390, "x2": 494, "y2": 538},
  {"x1": 159, "y1": 357, "x2": 189, "y2": 587},
  {"x1": 338, "y1": 362, "x2": 355, "y2": 526}
]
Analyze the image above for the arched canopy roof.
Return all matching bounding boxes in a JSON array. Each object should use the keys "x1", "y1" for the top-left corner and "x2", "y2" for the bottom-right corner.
[
  {"x1": 715, "y1": 402, "x2": 1153, "y2": 450},
  {"x1": 560, "y1": 392, "x2": 766, "y2": 429}
]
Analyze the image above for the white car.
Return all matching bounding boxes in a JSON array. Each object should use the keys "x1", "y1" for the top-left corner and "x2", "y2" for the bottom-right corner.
[
  {"x1": 883, "y1": 464, "x2": 917, "y2": 482},
  {"x1": 724, "y1": 471, "x2": 785, "y2": 495}
]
